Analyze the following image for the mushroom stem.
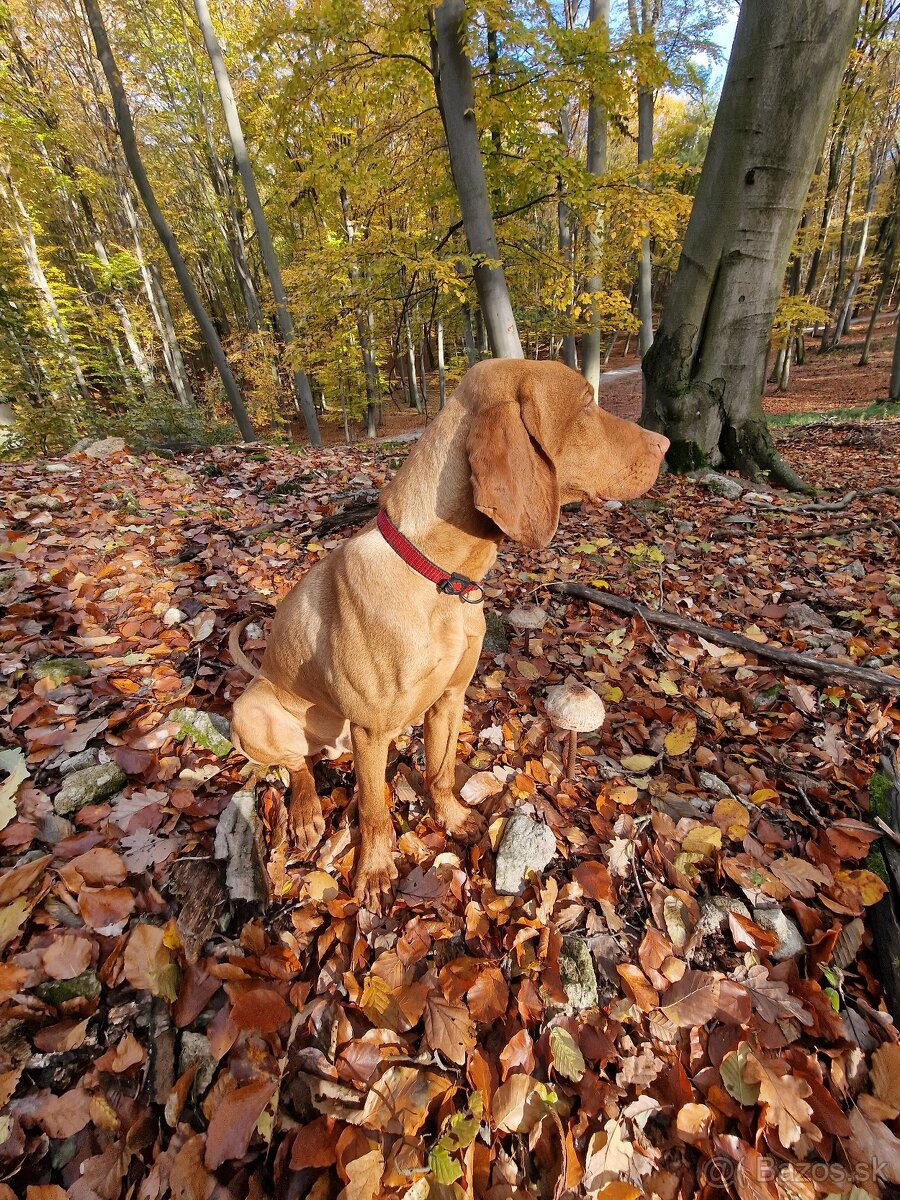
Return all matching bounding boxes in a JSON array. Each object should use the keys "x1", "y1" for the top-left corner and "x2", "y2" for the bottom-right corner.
[{"x1": 565, "y1": 730, "x2": 576, "y2": 780}]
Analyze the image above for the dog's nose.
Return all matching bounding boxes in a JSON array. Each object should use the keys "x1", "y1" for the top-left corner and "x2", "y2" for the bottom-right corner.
[{"x1": 647, "y1": 431, "x2": 670, "y2": 459}]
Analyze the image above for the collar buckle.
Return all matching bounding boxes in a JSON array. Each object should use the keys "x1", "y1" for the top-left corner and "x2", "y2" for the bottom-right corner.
[{"x1": 439, "y1": 573, "x2": 484, "y2": 604}]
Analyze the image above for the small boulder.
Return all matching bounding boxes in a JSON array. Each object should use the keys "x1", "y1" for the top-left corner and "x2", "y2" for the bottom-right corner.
[
  {"x1": 784, "y1": 601, "x2": 830, "y2": 632},
  {"x1": 558, "y1": 936, "x2": 599, "y2": 1012},
  {"x1": 30, "y1": 658, "x2": 90, "y2": 686},
  {"x1": 34, "y1": 970, "x2": 101, "y2": 1005},
  {"x1": 494, "y1": 813, "x2": 557, "y2": 895},
  {"x1": 753, "y1": 906, "x2": 806, "y2": 961},
  {"x1": 167, "y1": 708, "x2": 232, "y2": 758},
  {"x1": 178, "y1": 1032, "x2": 217, "y2": 1097},
  {"x1": 58, "y1": 748, "x2": 101, "y2": 777},
  {"x1": 483, "y1": 610, "x2": 509, "y2": 655},
  {"x1": 82, "y1": 437, "x2": 127, "y2": 459},
  {"x1": 54, "y1": 762, "x2": 126, "y2": 815},
  {"x1": 695, "y1": 471, "x2": 743, "y2": 500}
]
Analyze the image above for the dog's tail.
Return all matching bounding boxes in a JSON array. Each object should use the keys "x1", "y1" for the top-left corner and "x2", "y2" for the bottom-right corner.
[{"x1": 228, "y1": 616, "x2": 261, "y2": 678}]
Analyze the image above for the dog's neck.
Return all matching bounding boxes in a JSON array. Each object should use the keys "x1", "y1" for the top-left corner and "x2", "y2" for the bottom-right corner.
[{"x1": 380, "y1": 401, "x2": 503, "y2": 582}]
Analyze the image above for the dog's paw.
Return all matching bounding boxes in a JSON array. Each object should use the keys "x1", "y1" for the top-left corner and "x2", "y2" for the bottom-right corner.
[
  {"x1": 353, "y1": 856, "x2": 398, "y2": 915},
  {"x1": 437, "y1": 797, "x2": 485, "y2": 844},
  {"x1": 289, "y1": 801, "x2": 326, "y2": 859}
]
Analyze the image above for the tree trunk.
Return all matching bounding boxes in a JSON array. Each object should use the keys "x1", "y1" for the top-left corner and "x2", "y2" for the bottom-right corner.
[
  {"x1": 581, "y1": 0, "x2": 610, "y2": 398},
  {"x1": 641, "y1": 0, "x2": 857, "y2": 488},
  {"x1": 833, "y1": 144, "x2": 886, "y2": 347},
  {"x1": 557, "y1": 108, "x2": 577, "y2": 369},
  {"x1": 437, "y1": 316, "x2": 447, "y2": 409},
  {"x1": 83, "y1": 0, "x2": 255, "y2": 440},
  {"x1": 192, "y1": 0, "x2": 319, "y2": 444},
  {"x1": 636, "y1": 83, "x2": 654, "y2": 356},
  {"x1": 890, "y1": 313, "x2": 900, "y2": 401},
  {"x1": 462, "y1": 304, "x2": 478, "y2": 365},
  {"x1": 1, "y1": 168, "x2": 90, "y2": 400},
  {"x1": 432, "y1": 0, "x2": 522, "y2": 358},
  {"x1": 820, "y1": 142, "x2": 859, "y2": 349},
  {"x1": 404, "y1": 311, "x2": 422, "y2": 412},
  {"x1": 339, "y1": 187, "x2": 381, "y2": 437},
  {"x1": 119, "y1": 182, "x2": 195, "y2": 408}
]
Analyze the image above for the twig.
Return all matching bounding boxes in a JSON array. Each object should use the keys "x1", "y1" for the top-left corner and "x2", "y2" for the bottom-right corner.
[
  {"x1": 547, "y1": 582, "x2": 900, "y2": 696},
  {"x1": 745, "y1": 485, "x2": 900, "y2": 515}
]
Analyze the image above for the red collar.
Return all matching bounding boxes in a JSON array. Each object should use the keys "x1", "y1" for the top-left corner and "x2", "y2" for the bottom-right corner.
[{"x1": 376, "y1": 509, "x2": 484, "y2": 603}]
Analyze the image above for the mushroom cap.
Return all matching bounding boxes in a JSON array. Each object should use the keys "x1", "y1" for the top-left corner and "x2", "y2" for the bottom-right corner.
[
  {"x1": 544, "y1": 680, "x2": 607, "y2": 732},
  {"x1": 506, "y1": 604, "x2": 549, "y2": 631}
]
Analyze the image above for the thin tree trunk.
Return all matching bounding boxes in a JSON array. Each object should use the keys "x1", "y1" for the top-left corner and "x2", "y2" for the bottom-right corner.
[
  {"x1": 821, "y1": 143, "x2": 859, "y2": 349},
  {"x1": 191, "y1": 0, "x2": 319, "y2": 443},
  {"x1": 83, "y1": 0, "x2": 255, "y2": 439},
  {"x1": 462, "y1": 304, "x2": 477, "y2": 365},
  {"x1": 890, "y1": 313, "x2": 900, "y2": 401},
  {"x1": 437, "y1": 316, "x2": 447, "y2": 409},
  {"x1": 581, "y1": 0, "x2": 610, "y2": 397},
  {"x1": 641, "y1": 0, "x2": 857, "y2": 488},
  {"x1": 636, "y1": 84, "x2": 654, "y2": 356},
  {"x1": 1, "y1": 168, "x2": 90, "y2": 400},
  {"x1": 432, "y1": 0, "x2": 522, "y2": 358},
  {"x1": 404, "y1": 311, "x2": 422, "y2": 412},
  {"x1": 832, "y1": 150, "x2": 882, "y2": 347},
  {"x1": 557, "y1": 108, "x2": 577, "y2": 369},
  {"x1": 339, "y1": 187, "x2": 380, "y2": 437}
]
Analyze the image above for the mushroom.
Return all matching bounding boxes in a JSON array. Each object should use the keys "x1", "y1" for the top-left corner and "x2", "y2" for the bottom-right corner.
[
  {"x1": 506, "y1": 604, "x2": 549, "y2": 632},
  {"x1": 544, "y1": 680, "x2": 606, "y2": 780}
]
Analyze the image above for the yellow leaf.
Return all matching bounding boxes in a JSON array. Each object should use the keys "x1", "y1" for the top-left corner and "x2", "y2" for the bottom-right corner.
[
  {"x1": 658, "y1": 675, "x2": 680, "y2": 696},
  {"x1": 621, "y1": 754, "x2": 656, "y2": 773},
  {"x1": 712, "y1": 798, "x2": 750, "y2": 840},
  {"x1": 665, "y1": 717, "x2": 697, "y2": 756},
  {"x1": 303, "y1": 870, "x2": 339, "y2": 902},
  {"x1": 833, "y1": 869, "x2": 888, "y2": 907},
  {"x1": 681, "y1": 826, "x2": 722, "y2": 855},
  {"x1": 751, "y1": 788, "x2": 779, "y2": 804}
]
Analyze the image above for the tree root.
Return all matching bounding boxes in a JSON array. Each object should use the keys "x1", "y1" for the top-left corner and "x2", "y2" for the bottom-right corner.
[
  {"x1": 744, "y1": 485, "x2": 900, "y2": 515},
  {"x1": 547, "y1": 582, "x2": 900, "y2": 696}
]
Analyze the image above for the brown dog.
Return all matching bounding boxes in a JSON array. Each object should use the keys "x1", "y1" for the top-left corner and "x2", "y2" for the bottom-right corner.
[{"x1": 229, "y1": 359, "x2": 668, "y2": 911}]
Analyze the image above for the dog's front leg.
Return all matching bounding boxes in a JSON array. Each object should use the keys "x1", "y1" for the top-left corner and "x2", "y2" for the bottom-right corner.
[
  {"x1": 288, "y1": 764, "x2": 325, "y2": 858},
  {"x1": 425, "y1": 684, "x2": 485, "y2": 843},
  {"x1": 349, "y1": 725, "x2": 398, "y2": 913}
]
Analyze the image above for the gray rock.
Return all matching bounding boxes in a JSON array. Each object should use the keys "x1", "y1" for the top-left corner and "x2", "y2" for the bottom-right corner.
[
  {"x1": 22, "y1": 495, "x2": 62, "y2": 511},
  {"x1": 58, "y1": 748, "x2": 100, "y2": 777},
  {"x1": 695, "y1": 471, "x2": 743, "y2": 500},
  {"x1": 494, "y1": 813, "x2": 557, "y2": 895},
  {"x1": 784, "y1": 601, "x2": 830, "y2": 631},
  {"x1": 558, "y1": 936, "x2": 599, "y2": 1012},
  {"x1": 54, "y1": 762, "x2": 126, "y2": 815},
  {"x1": 753, "y1": 906, "x2": 806, "y2": 961},
  {"x1": 482, "y1": 610, "x2": 509, "y2": 655},
  {"x1": 167, "y1": 707, "x2": 232, "y2": 758},
  {"x1": 848, "y1": 561, "x2": 866, "y2": 580},
  {"x1": 674, "y1": 520, "x2": 694, "y2": 534},
  {"x1": 692, "y1": 895, "x2": 752, "y2": 943},
  {"x1": 179, "y1": 1032, "x2": 216, "y2": 1097},
  {"x1": 82, "y1": 437, "x2": 127, "y2": 459},
  {"x1": 30, "y1": 657, "x2": 90, "y2": 686}
]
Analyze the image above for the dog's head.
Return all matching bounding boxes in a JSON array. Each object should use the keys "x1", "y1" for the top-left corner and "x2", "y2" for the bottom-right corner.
[{"x1": 461, "y1": 359, "x2": 669, "y2": 548}]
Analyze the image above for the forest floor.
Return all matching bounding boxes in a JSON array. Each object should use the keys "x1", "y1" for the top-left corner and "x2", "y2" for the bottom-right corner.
[
  {"x1": 321, "y1": 312, "x2": 899, "y2": 445},
  {"x1": 1, "y1": 327, "x2": 900, "y2": 1197}
]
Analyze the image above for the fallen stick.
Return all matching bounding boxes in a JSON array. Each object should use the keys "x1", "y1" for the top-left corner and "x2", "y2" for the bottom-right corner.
[
  {"x1": 744, "y1": 485, "x2": 900, "y2": 515},
  {"x1": 547, "y1": 582, "x2": 900, "y2": 696}
]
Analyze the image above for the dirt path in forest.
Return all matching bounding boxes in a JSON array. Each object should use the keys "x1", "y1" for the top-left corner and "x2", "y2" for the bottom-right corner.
[{"x1": 317, "y1": 312, "x2": 898, "y2": 446}]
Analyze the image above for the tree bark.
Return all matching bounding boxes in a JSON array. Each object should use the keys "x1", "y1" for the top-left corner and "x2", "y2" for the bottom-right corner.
[
  {"x1": 557, "y1": 109, "x2": 577, "y2": 369},
  {"x1": 641, "y1": 0, "x2": 857, "y2": 488},
  {"x1": 83, "y1": 0, "x2": 255, "y2": 440},
  {"x1": 339, "y1": 187, "x2": 380, "y2": 437},
  {"x1": 432, "y1": 0, "x2": 522, "y2": 358},
  {"x1": 832, "y1": 145, "x2": 884, "y2": 348},
  {"x1": 581, "y1": 0, "x2": 610, "y2": 398},
  {"x1": 192, "y1": 0, "x2": 320, "y2": 444},
  {"x1": 436, "y1": 316, "x2": 447, "y2": 409},
  {"x1": 1, "y1": 168, "x2": 90, "y2": 401},
  {"x1": 889, "y1": 316, "x2": 900, "y2": 402},
  {"x1": 630, "y1": 0, "x2": 657, "y2": 357}
]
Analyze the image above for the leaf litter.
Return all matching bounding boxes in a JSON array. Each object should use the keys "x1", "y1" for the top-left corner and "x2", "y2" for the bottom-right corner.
[{"x1": 0, "y1": 422, "x2": 899, "y2": 1196}]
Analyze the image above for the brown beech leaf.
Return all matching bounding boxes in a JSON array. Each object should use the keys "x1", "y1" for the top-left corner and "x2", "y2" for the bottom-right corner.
[
  {"x1": 573, "y1": 860, "x2": 614, "y2": 901},
  {"x1": 659, "y1": 970, "x2": 720, "y2": 1027},
  {"x1": 42, "y1": 933, "x2": 92, "y2": 980},
  {"x1": 358, "y1": 1066, "x2": 452, "y2": 1135},
  {"x1": 68, "y1": 846, "x2": 127, "y2": 886},
  {"x1": 123, "y1": 922, "x2": 179, "y2": 1000},
  {"x1": 743, "y1": 1054, "x2": 817, "y2": 1148},
  {"x1": 78, "y1": 885, "x2": 134, "y2": 934},
  {"x1": 492, "y1": 1073, "x2": 543, "y2": 1134},
  {"x1": 467, "y1": 966, "x2": 509, "y2": 1022},
  {"x1": 423, "y1": 993, "x2": 474, "y2": 1066},
  {"x1": 290, "y1": 1117, "x2": 337, "y2": 1169},
  {"x1": 0, "y1": 854, "x2": 51, "y2": 904},
  {"x1": 169, "y1": 1134, "x2": 215, "y2": 1200},
  {"x1": 33, "y1": 1087, "x2": 92, "y2": 1138},
  {"x1": 204, "y1": 1078, "x2": 277, "y2": 1169},
  {"x1": 229, "y1": 987, "x2": 292, "y2": 1033},
  {"x1": 616, "y1": 964, "x2": 659, "y2": 1010}
]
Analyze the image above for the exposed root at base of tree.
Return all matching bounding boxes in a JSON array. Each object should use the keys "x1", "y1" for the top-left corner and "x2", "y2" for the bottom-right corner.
[
  {"x1": 744, "y1": 484, "x2": 900, "y2": 514},
  {"x1": 547, "y1": 581, "x2": 900, "y2": 696}
]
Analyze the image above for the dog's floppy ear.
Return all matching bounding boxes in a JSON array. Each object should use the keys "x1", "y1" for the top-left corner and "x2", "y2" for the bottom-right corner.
[{"x1": 466, "y1": 373, "x2": 560, "y2": 548}]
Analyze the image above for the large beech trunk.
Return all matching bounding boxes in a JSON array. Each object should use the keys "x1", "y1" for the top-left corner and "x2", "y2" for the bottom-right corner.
[
  {"x1": 193, "y1": 0, "x2": 321, "y2": 445},
  {"x1": 433, "y1": 0, "x2": 522, "y2": 358},
  {"x1": 641, "y1": 0, "x2": 857, "y2": 489},
  {"x1": 83, "y1": 0, "x2": 256, "y2": 441}
]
